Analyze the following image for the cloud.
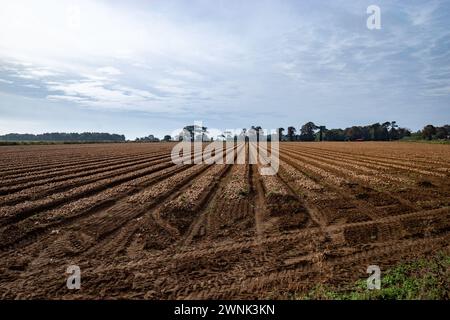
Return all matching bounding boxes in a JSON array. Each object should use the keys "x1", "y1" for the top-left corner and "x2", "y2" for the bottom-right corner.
[
  {"x1": 28, "y1": 69, "x2": 59, "y2": 77},
  {"x1": 167, "y1": 69, "x2": 205, "y2": 81},
  {"x1": 46, "y1": 94, "x2": 88, "y2": 102},
  {"x1": 404, "y1": 1, "x2": 440, "y2": 26},
  {"x1": 97, "y1": 66, "x2": 122, "y2": 76},
  {"x1": 23, "y1": 84, "x2": 40, "y2": 88},
  {"x1": 9, "y1": 64, "x2": 59, "y2": 80},
  {"x1": 46, "y1": 79, "x2": 162, "y2": 109},
  {"x1": 0, "y1": 78, "x2": 13, "y2": 84},
  {"x1": 0, "y1": 0, "x2": 449, "y2": 136}
]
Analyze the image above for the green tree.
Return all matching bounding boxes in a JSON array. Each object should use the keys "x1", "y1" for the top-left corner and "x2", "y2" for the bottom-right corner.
[
  {"x1": 287, "y1": 126, "x2": 296, "y2": 141},
  {"x1": 300, "y1": 122, "x2": 317, "y2": 141},
  {"x1": 324, "y1": 129, "x2": 345, "y2": 141},
  {"x1": 389, "y1": 121, "x2": 400, "y2": 140},
  {"x1": 277, "y1": 128, "x2": 285, "y2": 141},
  {"x1": 183, "y1": 125, "x2": 207, "y2": 142},
  {"x1": 345, "y1": 126, "x2": 364, "y2": 141},
  {"x1": 250, "y1": 126, "x2": 263, "y2": 142},
  {"x1": 435, "y1": 127, "x2": 448, "y2": 139},
  {"x1": 422, "y1": 125, "x2": 436, "y2": 140},
  {"x1": 317, "y1": 125, "x2": 326, "y2": 141}
]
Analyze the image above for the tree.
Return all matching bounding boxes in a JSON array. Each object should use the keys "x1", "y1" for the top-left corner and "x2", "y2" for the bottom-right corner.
[
  {"x1": 397, "y1": 128, "x2": 411, "y2": 139},
  {"x1": 435, "y1": 127, "x2": 448, "y2": 139},
  {"x1": 380, "y1": 122, "x2": 390, "y2": 140},
  {"x1": 183, "y1": 125, "x2": 207, "y2": 142},
  {"x1": 163, "y1": 135, "x2": 172, "y2": 142},
  {"x1": 135, "y1": 134, "x2": 160, "y2": 142},
  {"x1": 368, "y1": 123, "x2": 381, "y2": 140},
  {"x1": 251, "y1": 126, "x2": 263, "y2": 142},
  {"x1": 324, "y1": 129, "x2": 345, "y2": 141},
  {"x1": 422, "y1": 125, "x2": 436, "y2": 140},
  {"x1": 299, "y1": 122, "x2": 317, "y2": 141},
  {"x1": 389, "y1": 121, "x2": 399, "y2": 140},
  {"x1": 317, "y1": 126, "x2": 326, "y2": 141},
  {"x1": 444, "y1": 125, "x2": 450, "y2": 136},
  {"x1": 287, "y1": 126, "x2": 296, "y2": 141},
  {"x1": 0, "y1": 132, "x2": 126, "y2": 142},
  {"x1": 345, "y1": 126, "x2": 364, "y2": 141},
  {"x1": 277, "y1": 128, "x2": 285, "y2": 141}
]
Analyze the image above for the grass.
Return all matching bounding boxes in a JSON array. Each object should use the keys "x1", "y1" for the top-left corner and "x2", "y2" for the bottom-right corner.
[
  {"x1": 399, "y1": 138, "x2": 450, "y2": 145},
  {"x1": 295, "y1": 252, "x2": 450, "y2": 300}
]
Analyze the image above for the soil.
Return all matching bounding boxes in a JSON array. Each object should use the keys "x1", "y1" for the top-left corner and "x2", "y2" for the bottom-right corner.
[{"x1": 0, "y1": 141, "x2": 449, "y2": 299}]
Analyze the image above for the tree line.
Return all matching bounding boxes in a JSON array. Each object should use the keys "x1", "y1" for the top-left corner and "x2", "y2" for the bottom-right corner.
[
  {"x1": 2, "y1": 122, "x2": 447, "y2": 144},
  {"x1": 0, "y1": 132, "x2": 126, "y2": 142},
  {"x1": 165, "y1": 122, "x2": 449, "y2": 142},
  {"x1": 134, "y1": 134, "x2": 172, "y2": 142},
  {"x1": 419, "y1": 124, "x2": 450, "y2": 140},
  {"x1": 275, "y1": 121, "x2": 410, "y2": 141},
  {"x1": 276, "y1": 122, "x2": 449, "y2": 142}
]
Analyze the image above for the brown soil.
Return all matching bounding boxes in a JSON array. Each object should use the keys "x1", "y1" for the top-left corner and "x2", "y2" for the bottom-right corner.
[{"x1": 0, "y1": 141, "x2": 449, "y2": 299}]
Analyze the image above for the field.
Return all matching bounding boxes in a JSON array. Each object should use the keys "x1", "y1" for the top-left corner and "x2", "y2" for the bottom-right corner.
[{"x1": 0, "y1": 142, "x2": 449, "y2": 299}]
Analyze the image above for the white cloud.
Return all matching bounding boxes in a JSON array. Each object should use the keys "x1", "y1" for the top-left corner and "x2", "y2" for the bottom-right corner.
[
  {"x1": 97, "y1": 66, "x2": 122, "y2": 76},
  {"x1": 28, "y1": 69, "x2": 58, "y2": 77},
  {"x1": 0, "y1": 78, "x2": 13, "y2": 84},
  {"x1": 45, "y1": 77, "x2": 164, "y2": 111},
  {"x1": 46, "y1": 95, "x2": 87, "y2": 102},
  {"x1": 405, "y1": 1, "x2": 440, "y2": 26},
  {"x1": 167, "y1": 69, "x2": 204, "y2": 81},
  {"x1": 11, "y1": 66, "x2": 59, "y2": 80},
  {"x1": 23, "y1": 84, "x2": 40, "y2": 88},
  {"x1": 0, "y1": 0, "x2": 449, "y2": 133}
]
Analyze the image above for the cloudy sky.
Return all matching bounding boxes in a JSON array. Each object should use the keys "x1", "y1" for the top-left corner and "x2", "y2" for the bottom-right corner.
[{"x1": 0, "y1": 0, "x2": 449, "y2": 139}]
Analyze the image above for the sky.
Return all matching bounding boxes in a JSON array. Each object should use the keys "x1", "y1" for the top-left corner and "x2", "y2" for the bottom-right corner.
[{"x1": 0, "y1": 0, "x2": 449, "y2": 139}]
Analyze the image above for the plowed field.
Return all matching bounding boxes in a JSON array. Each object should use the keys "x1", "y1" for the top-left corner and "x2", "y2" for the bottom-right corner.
[{"x1": 0, "y1": 142, "x2": 449, "y2": 299}]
